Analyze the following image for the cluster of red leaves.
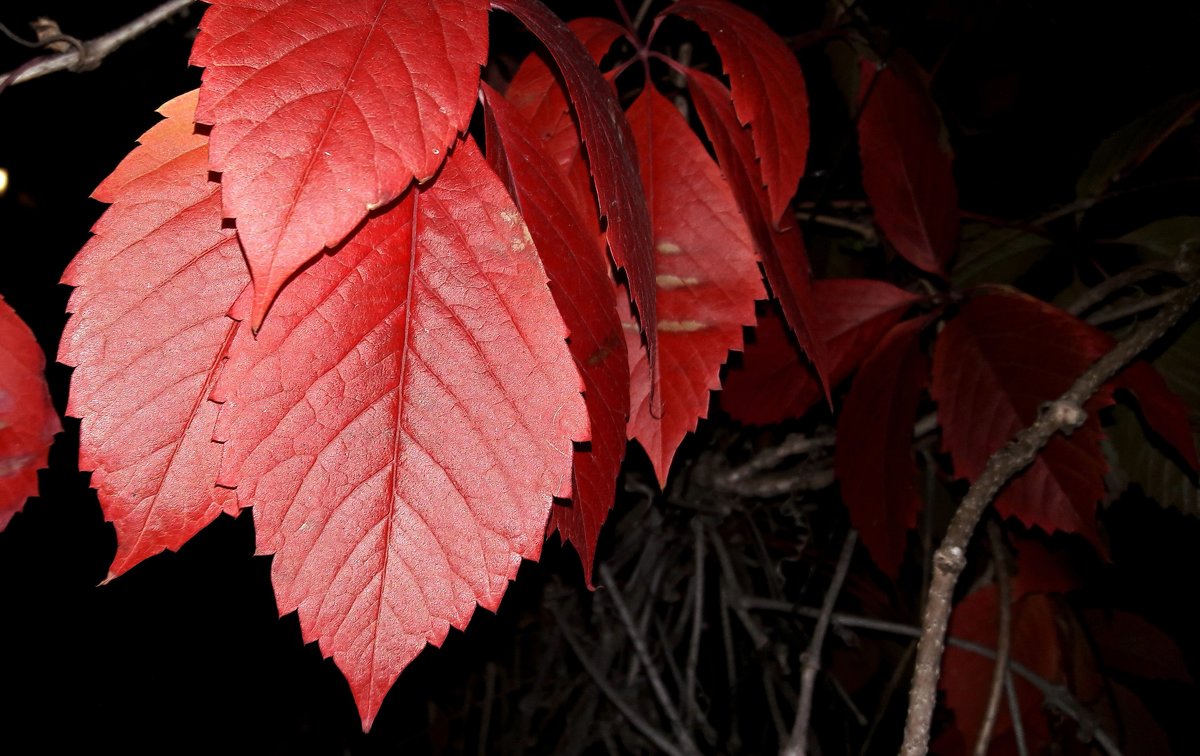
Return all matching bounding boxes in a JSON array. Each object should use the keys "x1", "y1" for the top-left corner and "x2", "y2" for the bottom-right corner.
[
  {"x1": 3, "y1": 0, "x2": 1196, "y2": 739},
  {"x1": 13, "y1": 0, "x2": 839, "y2": 729}
]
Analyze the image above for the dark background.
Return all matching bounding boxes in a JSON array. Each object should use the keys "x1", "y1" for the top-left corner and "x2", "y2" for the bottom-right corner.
[{"x1": 3, "y1": 1, "x2": 1200, "y2": 753}]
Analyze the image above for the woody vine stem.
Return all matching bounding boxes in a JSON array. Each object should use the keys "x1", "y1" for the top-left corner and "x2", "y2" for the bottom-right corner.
[{"x1": 899, "y1": 277, "x2": 1200, "y2": 756}]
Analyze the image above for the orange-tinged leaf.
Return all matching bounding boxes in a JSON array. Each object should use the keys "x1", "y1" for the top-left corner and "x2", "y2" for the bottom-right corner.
[
  {"x1": 482, "y1": 83, "x2": 629, "y2": 585},
  {"x1": 491, "y1": 0, "x2": 659, "y2": 411},
  {"x1": 721, "y1": 279, "x2": 920, "y2": 424},
  {"x1": 667, "y1": 0, "x2": 810, "y2": 222},
  {"x1": 858, "y1": 56, "x2": 959, "y2": 275},
  {"x1": 191, "y1": 0, "x2": 488, "y2": 328},
  {"x1": 59, "y1": 90, "x2": 246, "y2": 577},
  {"x1": 836, "y1": 315, "x2": 934, "y2": 577},
  {"x1": 0, "y1": 297, "x2": 60, "y2": 529},
  {"x1": 212, "y1": 138, "x2": 588, "y2": 730},
  {"x1": 687, "y1": 69, "x2": 832, "y2": 395},
  {"x1": 624, "y1": 87, "x2": 763, "y2": 484}
]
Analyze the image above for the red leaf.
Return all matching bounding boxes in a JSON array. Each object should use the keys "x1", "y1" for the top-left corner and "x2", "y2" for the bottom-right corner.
[
  {"x1": 942, "y1": 591, "x2": 1063, "y2": 752},
  {"x1": 59, "y1": 91, "x2": 246, "y2": 577},
  {"x1": 191, "y1": 0, "x2": 488, "y2": 329},
  {"x1": 1080, "y1": 608, "x2": 1193, "y2": 683},
  {"x1": 624, "y1": 87, "x2": 763, "y2": 484},
  {"x1": 932, "y1": 292, "x2": 1110, "y2": 542},
  {"x1": 482, "y1": 83, "x2": 629, "y2": 586},
  {"x1": 722, "y1": 279, "x2": 920, "y2": 424},
  {"x1": 491, "y1": 0, "x2": 659, "y2": 410},
  {"x1": 836, "y1": 315, "x2": 933, "y2": 577},
  {"x1": 503, "y1": 16, "x2": 627, "y2": 230},
  {"x1": 687, "y1": 69, "x2": 832, "y2": 394},
  {"x1": 667, "y1": 0, "x2": 810, "y2": 222},
  {"x1": 0, "y1": 297, "x2": 60, "y2": 529},
  {"x1": 212, "y1": 138, "x2": 588, "y2": 729},
  {"x1": 933, "y1": 290, "x2": 1196, "y2": 542},
  {"x1": 857, "y1": 56, "x2": 959, "y2": 275}
]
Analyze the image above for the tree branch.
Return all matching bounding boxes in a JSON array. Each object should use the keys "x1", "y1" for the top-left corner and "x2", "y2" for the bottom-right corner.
[
  {"x1": 1, "y1": 0, "x2": 195, "y2": 90},
  {"x1": 899, "y1": 278, "x2": 1200, "y2": 756},
  {"x1": 783, "y1": 530, "x2": 858, "y2": 756}
]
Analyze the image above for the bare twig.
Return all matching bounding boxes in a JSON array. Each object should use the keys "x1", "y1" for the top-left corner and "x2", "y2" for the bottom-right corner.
[
  {"x1": 1, "y1": 0, "x2": 196, "y2": 90},
  {"x1": 795, "y1": 211, "x2": 879, "y2": 244},
  {"x1": 1066, "y1": 258, "x2": 1189, "y2": 317},
  {"x1": 742, "y1": 600, "x2": 1124, "y2": 754},
  {"x1": 1087, "y1": 289, "x2": 1181, "y2": 327},
  {"x1": 684, "y1": 519, "x2": 706, "y2": 728},
  {"x1": 899, "y1": 278, "x2": 1200, "y2": 756},
  {"x1": 1005, "y1": 672, "x2": 1030, "y2": 756},
  {"x1": 974, "y1": 522, "x2": 1013, "y2": 756},
  {"x1": 552, "y1": 606, "x2": 686, "y2": 756},
  {"x1": 783, "y1": 531, "x2": 859, "y2": 756},
  {"x1": 599, "y1": 564, "x2": 699, "y2": 755}
]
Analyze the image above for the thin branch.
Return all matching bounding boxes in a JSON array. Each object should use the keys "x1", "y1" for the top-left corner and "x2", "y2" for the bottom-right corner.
[
  {"x1": 1, "y1": 0, "x2": 196, "y2": 90},
  {"x1": 1066, "y1": 258, "x2": 1188, "y2": 317},
  {"x1": 899, "y1": 278, "x2": 1200, "y2": 756},
  {"x1": 599, "y1": 564, "x2": 699, "y2": 756},
  {"x1": 742, "y1": 599, "x2": 1124, "y2": 754},
  {"x1": 783, "y1": 530, "x2": 858, "y2": 756},
  {"x1": 795, "y1": 211, "x2": 879, "y2": 243},
  {"x1": 974, "y1": 522, "x2": 1013, "y2": 756},
  {"x1": 1087, "y1": 289, "x2": 1181, "y2": 327},
  {"x1": 1005, "y1": 672, "x2": 1030, "y2": 756},
  {"x1": 683, "y1": 519, "x2": 706, "y2": 729},
  {"x1": 552, "y1": 607, "x2": 686, "y2": 756}
]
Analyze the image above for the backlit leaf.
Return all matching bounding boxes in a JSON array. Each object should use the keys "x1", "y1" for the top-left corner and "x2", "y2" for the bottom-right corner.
[
  {"x1": 59, "y1": 91, "x2": 246, "y2": 577},
  {"x1": 482, "y1": 83, "x2": 628, "y2": 585},
  {"x1": 191, "y1": 0, "x2": 488, "y2": 328},
  {"x1": 212, "y1": 139, "x2": 587, "y2": 729},
  {"x1": 624, "y1": 87, "x2": 762, "y2": 484},
  {"x1": 667, "y1": 0, "x2": 810, "y2": 222}
]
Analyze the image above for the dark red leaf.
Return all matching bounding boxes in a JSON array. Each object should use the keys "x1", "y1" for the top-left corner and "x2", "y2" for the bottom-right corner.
[
  {"x1": 59, "y1": 91, "x2": 246, "y2": 577},
  {"x1": 0, "y1": 297, "x2": 60, "y2": 529},
  {"x1": 933, "y1": 289, "x2": 1195, "y2": 542},
  {"x1": 1080, "y1": 608, "x2": 1193, "y2": 683},
  {"x1": 857, "y1": 56, "x2": 959, "y2": 275},
  {"x1": 503, "y1": 17, "x2": 627, "y2": 232},
  {"x1": 687, "y1": 69, "x2": 831, "y2": 394},
  {"x1": 721, "y1": 279, "x2": 919, "y2": 424},
  {"x1": 835, "y1": 315, "x2": 933, "y2": 576},
  {"x1": 667, "y1": 0, "x2": 810, "y2": 222},
  {"x1": 932, "y1": 292, "x2": 1110, "y2": 541},
  {"x1": 212, "y1": 138, "x2": 587, "y2": 730},
  {"x1": 943, "y1": 592, "x2": 1063, "y2": 752},
  {"x1": 482, "y1": 83, "x2": 628, "y2": 585},
  {"x1": 492, "y1": 0, "x2": 659, "y2": 410},
  {"x1": 623, "y1": 87, "x2": 762, "y2": 484},
  {"x1": 191, "y1": 0, "x2": 488, "y2": 329}
]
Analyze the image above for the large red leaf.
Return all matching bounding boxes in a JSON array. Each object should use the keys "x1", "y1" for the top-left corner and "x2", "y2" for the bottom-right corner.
[
  {"x1": 191, "y1": 0, "x2": 488, "y2": 329},
  {"x1": 857, "y1": 56, "x2": 959, "y2": 275},
  {"x1": 666, "y1": 0, "x2": 810, "y2": 223},
  {"x1": 490, "y1": 0, "x2": 659, "y2": 410},
  {"x1": 687, "y1": 69, "x2": 831, "y2": 394},
  {"x1": 481, "y1": 83, "x2": 628, "y2": 585},
  {"x1": 212, "y1": 138, "x2": 587, "y2": 729},
  {"x1": 59, "y1": 90, "x2": 247, "y2": 577},
  {"x1": 722, "y1": 279, "x2": 920, "y2": 424},
  {"x1": 836, "y1": 315, "x2": 934, "y2": 577},
  {"x1": 933, "y1": 290, "x2": 1196, "y2": 542},
  {"x1": 0, "y1": 297, "x2": 60, "y2": 529},
  {"x1": 623, "y1": 87, "x2": 762, "y2": 484}
]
